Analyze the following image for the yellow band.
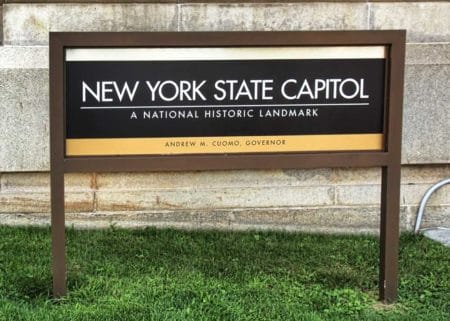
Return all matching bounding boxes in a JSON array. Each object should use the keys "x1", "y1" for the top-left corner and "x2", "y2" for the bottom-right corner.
[{"x1": 66, "y1": 133, "x2": 383, "y2": 156}]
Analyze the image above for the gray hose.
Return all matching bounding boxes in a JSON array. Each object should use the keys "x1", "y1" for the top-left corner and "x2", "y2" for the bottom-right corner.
[{"x1": 414, "y1": 178, "x2": 450, "y2": 234}]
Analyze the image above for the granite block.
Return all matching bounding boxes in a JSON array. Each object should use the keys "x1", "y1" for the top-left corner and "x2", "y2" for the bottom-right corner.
[
  {"x1": 0, "y1": 69, "x2": 49, "y2": 171},
  {"x1": 3, "y1": 4, "x2": 178, "y2": 45},
  {"x1": 96, "y1": 185, "x2": 335, "y2": 211},
  {"x1": 402, "y1": 65, "x2": 450, "y2": 164},
  {"x1": 180, "y1": 3, "x2": 367, "y2": 31},
  {"x1": 370, "y1": 3, "x2": 450, "y2": 42}
]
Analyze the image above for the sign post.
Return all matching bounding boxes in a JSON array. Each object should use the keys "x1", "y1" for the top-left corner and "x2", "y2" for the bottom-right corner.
[{"x1": 50, "y1": 31, "x2": 405, "y2": 301}]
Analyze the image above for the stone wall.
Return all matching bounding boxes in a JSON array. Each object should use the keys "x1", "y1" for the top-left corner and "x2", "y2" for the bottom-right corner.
[{"x1": 0, "y1": 1, "x2": 449, "y2": 232}]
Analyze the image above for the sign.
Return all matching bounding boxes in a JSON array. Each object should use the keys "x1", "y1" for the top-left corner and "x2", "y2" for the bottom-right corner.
[
  {"x1": 65, "y1": 46, "x2": 386, "y2": 156},
  {"x1": 50, "y1": 31, "x2": 405, "y2": 303}
]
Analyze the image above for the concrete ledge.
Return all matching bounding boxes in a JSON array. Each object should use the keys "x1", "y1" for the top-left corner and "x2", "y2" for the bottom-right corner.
[{"x1": 0, "y1": 205, "x2": 416, "y2": 234}]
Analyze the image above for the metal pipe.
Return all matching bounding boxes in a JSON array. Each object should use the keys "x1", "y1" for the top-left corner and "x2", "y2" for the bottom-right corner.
[{"x1": 414, "y1": 178, "x2": 450, "y2": 234}]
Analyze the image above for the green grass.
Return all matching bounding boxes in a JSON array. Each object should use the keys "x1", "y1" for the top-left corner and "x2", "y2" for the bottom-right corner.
[{"x1": 0, "y1": 226, "x2": 448, "y2": 321}]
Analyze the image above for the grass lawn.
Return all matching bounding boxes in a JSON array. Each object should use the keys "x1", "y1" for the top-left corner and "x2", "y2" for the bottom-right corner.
[{"x1": 0, "y1": 226, "x2": 448, "y2": 321}]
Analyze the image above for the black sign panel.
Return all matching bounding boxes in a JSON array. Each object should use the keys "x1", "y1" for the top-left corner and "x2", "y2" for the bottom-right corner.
[{"x1": 66, "y1": 59, "x2": 385, "y2": 138}]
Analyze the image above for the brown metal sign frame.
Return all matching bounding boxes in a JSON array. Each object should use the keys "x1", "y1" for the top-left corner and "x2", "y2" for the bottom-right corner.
[{"x1": 50, "y1": 31, "x2": 405, "y2": 302}]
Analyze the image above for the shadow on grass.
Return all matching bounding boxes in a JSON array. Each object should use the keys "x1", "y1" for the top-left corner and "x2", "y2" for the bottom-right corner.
[{"x1": 7, "y1": 275, "x2": 52, "y2": 301}]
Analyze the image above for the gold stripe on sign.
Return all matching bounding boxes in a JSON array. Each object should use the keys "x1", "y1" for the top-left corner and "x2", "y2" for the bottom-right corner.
[{"x1": 66, "y1": 134, "x2": 383, "y2": 156}]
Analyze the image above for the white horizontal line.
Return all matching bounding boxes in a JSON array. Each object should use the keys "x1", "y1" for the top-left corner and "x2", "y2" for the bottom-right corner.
[
  {"x1": 80, "y1": 103, "x2": 369, "y2": 110},
  {"x1": 66, "y1": 46, "x2": 386, "y2": 61}
]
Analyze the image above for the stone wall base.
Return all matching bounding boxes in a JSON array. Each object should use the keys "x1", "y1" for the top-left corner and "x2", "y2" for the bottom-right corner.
[{"x1": 1, "y1": 165, "x2": 448, "y2": 233}]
